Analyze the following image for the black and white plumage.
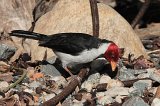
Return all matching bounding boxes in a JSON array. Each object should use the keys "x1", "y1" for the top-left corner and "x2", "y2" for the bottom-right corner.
[{"x1": 9, "y1": 30, "x2": 119, "y2": 72}]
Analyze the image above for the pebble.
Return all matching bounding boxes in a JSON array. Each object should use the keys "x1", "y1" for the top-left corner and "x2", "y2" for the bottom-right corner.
[
  {"x1": 137, "y1": 73, "x2": 150, "y2": 79},
  {"x1": 0, "y1": 43, "x2": 17, "y2": 60},
  {"x1": 24, "y1": 88, "x2": 34, "y2": 94},
  {"x1": 81, "y1": 73, "x2": 100, "y2": 92},
  {"x1": 122, "y1": 96, "x2": 149, "y2": 106},
  {"x1": 151, "y1": 98, "x2": 160, "y2": 106},
  {"x1": 105, "y1": 87, "x2": 129, "y2": 97},
  {"x1": 115, "y1": 95, "x2": 124, "y2": 103},
  {"x1": 96, "y1": 95, "x2": 114, "y2": 105},
  {"x1": 40, "y1": 64, "x2": 61, "y2": 77},
  {"x1": 99, "y1": 75, "x2": 111, "y2": 84},
  {"x1": 107, "y1": 79, "x2": 124, "y2": 89},
  {"x1": 133, "y1": 80, "x2": 152, "y2": 90},
  {"x1": 29, "y1": 81, "x2": 41, "y2": 89},
  {"x1": 87, "y1": 72, "x2": 100, "y2": 84},
  {"x1": 42, "y1": 93, "x2": 56, "y2": 101},
  {"x1": 0, "y1": 81, "x2": 9, "y2": 91},
  {"x1": 51, "y1": 76, "x2": 67, "y2": 88},
  {"x1": 81, "y1": 81, "x2": 93, "y2": 92},
  {"x1": 118, "y1": 67, "x2": 136, "y2": 81},
  {"x1": 150, "y1": 70, "x2": 160, "y2": 83}
]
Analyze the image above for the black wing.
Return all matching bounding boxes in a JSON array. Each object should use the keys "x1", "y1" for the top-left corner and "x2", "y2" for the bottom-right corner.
[{"x1": 39, "y1": 33, "x2": 105, "y2": 55}]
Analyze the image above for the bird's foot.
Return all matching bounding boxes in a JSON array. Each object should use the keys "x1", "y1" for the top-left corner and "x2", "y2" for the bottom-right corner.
[
  {"x1": 64, "y1": 67, "x2": 82, "y2": 87},
  {"x1": 64, "y1": 67, "x2": 74, "y2": 76}
]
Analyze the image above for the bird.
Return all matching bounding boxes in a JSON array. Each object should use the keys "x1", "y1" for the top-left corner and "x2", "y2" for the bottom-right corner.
[{"x1": 9, "y1": 30, "x2": 119, "y2": 76}]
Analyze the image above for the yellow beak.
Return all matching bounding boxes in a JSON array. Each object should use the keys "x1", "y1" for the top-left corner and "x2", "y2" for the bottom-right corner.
[{"x1": 110, "y1": 61, "x2": 117, "y2": 71}]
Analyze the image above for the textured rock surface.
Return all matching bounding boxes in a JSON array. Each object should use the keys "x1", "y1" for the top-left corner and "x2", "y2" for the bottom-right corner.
[
  {"x1": 1, "y1": 0, "x2": 147, "y2": 61},
  {"x1": 33, "y1": 0, "x2": 147, "y2": 60},
  {"x1": 0, "y1": 43, "x2": 17, "y2": 60}
]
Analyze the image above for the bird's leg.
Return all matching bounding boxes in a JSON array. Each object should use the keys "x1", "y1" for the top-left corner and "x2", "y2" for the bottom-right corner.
[
  {"x1": 64, "y1": 67, "x2": 74, "y2": 76},
  {"x1": 64, "y1": 67, "x2": 82, "y2": 87}
]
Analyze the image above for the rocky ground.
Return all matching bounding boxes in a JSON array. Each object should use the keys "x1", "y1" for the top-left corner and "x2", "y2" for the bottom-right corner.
[
  {"x1": 0, "y1": 35, "x2": 159, "y2": 106},
  {"x1": 0, "y1": 0, "x2": 160, "y2": 106}
]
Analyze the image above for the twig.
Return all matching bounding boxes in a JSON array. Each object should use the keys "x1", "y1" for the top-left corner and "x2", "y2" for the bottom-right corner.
[
  {"x1": 131, "y1": 0, "x2": 151, "y2": 28},
  {"x1": 147, "y1": 49, "x2": 160, "y2": 54},
  {"x1": 89, "y1": 0, "x2": 99, "y2": 37},
  {"x1": 42, "y1": 68, "x2": 88, "y2": 106},
  {"x1": 3, "y1": 67, "x2": 27, "y2": 93}
]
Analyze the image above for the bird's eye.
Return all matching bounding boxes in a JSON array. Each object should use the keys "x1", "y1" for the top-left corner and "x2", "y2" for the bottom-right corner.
[
  {"x1": 110, "y1": 55, "x2": 115, "y2": 58},
  {"x1": 108, "y1": 52, "x2": 115, "y2": 58}
]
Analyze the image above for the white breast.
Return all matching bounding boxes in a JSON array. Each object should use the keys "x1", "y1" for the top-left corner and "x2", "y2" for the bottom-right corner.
[{"x1": 54, "y1": 43, "x2": 110, "y2": 67}]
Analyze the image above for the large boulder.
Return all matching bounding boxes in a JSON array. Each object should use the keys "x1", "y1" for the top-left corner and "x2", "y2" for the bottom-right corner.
[
  {"x1": 33, "y1": 0, "x2": 147, "y2": 60},
  {"x1": 1, "y1": 0, "x2": 147, "y2": 61},
  {"x1": 0, "y1": 0, "x2": 35, "y2": 61}
]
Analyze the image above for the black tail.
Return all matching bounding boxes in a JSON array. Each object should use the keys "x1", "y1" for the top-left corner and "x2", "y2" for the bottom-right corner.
[{"x1": 9, "y1": 30, "x2": 47, "y2": 40}]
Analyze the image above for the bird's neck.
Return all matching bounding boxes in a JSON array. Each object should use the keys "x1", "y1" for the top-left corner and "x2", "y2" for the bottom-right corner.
[{"x1": 98, "y1": 43, "x2": 111, "y2": 56}]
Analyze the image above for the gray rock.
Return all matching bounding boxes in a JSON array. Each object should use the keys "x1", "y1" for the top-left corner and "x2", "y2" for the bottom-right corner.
[
  {"x1": 81, "y1": 73, "x2": 100, "y2": 92},
  {"x1": 131, "y1": 80, "x2": 152, "y2": 96},
  {"x1": 40, "y1": 64, "x2": 61, "y2": 77},
  {"x1": 150, "y1": 71, "x2": 160, "y2": 83},
  {"x1": 87, "y1": 72, "x2": 101, "y2": 84},
  {"x1": 129, "y1": 88, "x2": 142, "y2": 97},
  {"x1": 29, "y1": 81, "x2": 41, "y2": 89},
  {"x1": 0, "y1": 43, "x2": 17, "y2": 60},
  {"x1": 96, "y1": 95, "x2": 114, "y2": 105},
  {"x1": 118, "y1": 67, "x2": 149, "y2": 81},
  {"x1": 118, "y1": 67, "x2": 136, "y2": 81},
  {"x1": 105, "y1": 87, "x2": 129, "y2": 97},
  {"x1": 122, "y1": 96, "x2": 149, "y2": 106},
  {"x1": 151, "y1": 98, "x2": 160, "y2": 106},
  {"x1": 133, "y1": 80, "x2": 152, "y2": 90}
]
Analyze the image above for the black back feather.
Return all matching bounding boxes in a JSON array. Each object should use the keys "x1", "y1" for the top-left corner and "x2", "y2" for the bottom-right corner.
[{"x1": 10, "y1": 30, "x2": 111, "y2": 55}]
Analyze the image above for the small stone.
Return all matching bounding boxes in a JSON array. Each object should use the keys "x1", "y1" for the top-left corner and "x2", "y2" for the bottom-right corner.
[
  {"x1": 72, "y1": 99, "x2": 85, "y2": 106},
  {"x1": 24, "y1": 88, "x2": 34, "y2": 94},
  {"x1": 29, "y1": 81, "x2": 41, "y2": 89},
  {"x1": 118, "y1": 67, "x2": 136, "y2": 81},
  {"x1": 148, "y1": 87, "x2": 157, "y2": 95},
  {"x1": 42, "y1": 93, "x2": 56, "y2": 101},
  {"x1": 137, "y1": 73, "x2": 150, "y2": 79},
  {"x1": 105, "y1": 87, "x2": 129, "y2": 97},
  {"x1": 87, "y1": 72, "x2": 100, "y2": 84},
  {"x1": 0, "y1": 43, "x2": 17, "y2": 60},
  {"x1": 0, "y1": 81, "x2": 9, "y2": 91},
  {"x1": 99, "y1": 75, "x2": 111, "y2": 84},
  {"x1": 151, "y1": 98, "x2": 160, "y2": 106},
  {"x1": 115, "y1": 95, "x2": 124, "y2": 103},
  {"x1": 96, "y1": 95, "x2": 114, "y2": 105},
  {"x1": 107, "y1": 79, "x2": 124, "y2": 89},
  {"x1": 81, "y1": 81, "x2": 93, "y2": 92},
  {"x1": 51, "y1": 76, "x2": 67, "y2": 88},
  {"x1": 40, "y1": 64, "x2": 61, "y2": 77},
  {"x1": 122, "y1": 96, "x2": 149, "y2": 106},
  {"x1": 133, "y1": 80, "x2": 152, "y2": 91},
  {"x1": 150, "y1": 70, "x2": 160, "y2": 83}
]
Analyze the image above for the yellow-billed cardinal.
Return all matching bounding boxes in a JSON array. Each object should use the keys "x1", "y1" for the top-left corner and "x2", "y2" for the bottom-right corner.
[{"x1": 9, "y1": 30, "x2": 119, "y2": 75}]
